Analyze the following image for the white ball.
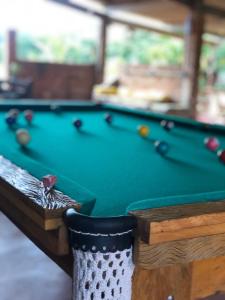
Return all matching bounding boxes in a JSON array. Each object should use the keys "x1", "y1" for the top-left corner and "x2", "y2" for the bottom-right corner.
[{"x1": 16, "y1": 129, "x2": 31, "y2": 146}]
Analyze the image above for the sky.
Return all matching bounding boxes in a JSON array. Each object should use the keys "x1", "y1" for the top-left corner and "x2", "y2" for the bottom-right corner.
[{"x1": 0, "y1": 0, "x2": 100, "y2": 38}]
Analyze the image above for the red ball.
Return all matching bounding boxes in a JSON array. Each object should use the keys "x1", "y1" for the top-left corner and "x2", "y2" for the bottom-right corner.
[
  {"x1": 217, "y1": 150, "x2": 225, "y2": 164},
  {"x1": 24, "y1": 110, "x2": 33, "y2": 122},
  {"x1": 204, "y1": 137, "x2": 220, "y2": 151},
  {"x1": 42, "y1": 175, "x2": 57, "y2": 189}
]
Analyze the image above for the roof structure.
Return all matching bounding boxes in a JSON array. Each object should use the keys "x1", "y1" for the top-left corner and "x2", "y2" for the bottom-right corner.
[{"x1": 95, "y1": 0, "x2": 225, "y2": 37}]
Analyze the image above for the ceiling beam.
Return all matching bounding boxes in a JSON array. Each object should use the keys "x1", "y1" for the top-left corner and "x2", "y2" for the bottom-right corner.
[
  {"x1": 101, "y1": 0, "x2": 143, "y2": 4},
  {"x1": 49, "y1": 0, "x2": 183, "y2": 37},
  {"x1": 174, "y1": 0, "x2": 225, "y2": 18},
  {"x1": 203, "y1": 4, "x2": 225, "y2": 18},
  {"x1": 48, "y1": 0, "x2": 223, "y2": 43},
  {"x1": 100, "y1": 0, "x2": 225, "y2": 19}
]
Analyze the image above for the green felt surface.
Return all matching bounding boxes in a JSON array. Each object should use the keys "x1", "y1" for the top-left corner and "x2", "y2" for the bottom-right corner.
[{"x1": 1, "y1": 103, "x2": 225, "y2": 217}]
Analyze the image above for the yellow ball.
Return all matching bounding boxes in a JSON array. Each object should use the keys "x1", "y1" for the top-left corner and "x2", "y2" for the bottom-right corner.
[
  {"x1": 138, "y1": 125, "x2": 149, "y2": 137},
  {"x1": 16, "y1": 129, "x2": 31, "y2": 146}
]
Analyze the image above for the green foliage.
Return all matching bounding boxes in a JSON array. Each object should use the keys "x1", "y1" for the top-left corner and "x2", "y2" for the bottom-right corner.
[
  {"x1": 17, "y1": 33, "x2": 97, "y2": 64},
  {"x1": 214, "y1": 42, "x2": 225, "y2": 71},
  {"x1": 17, "y1": 30, "x2": 184, "y2": 66},
  {"x1": 106, "y1": 29, "x2": 184, "y2": 66}
]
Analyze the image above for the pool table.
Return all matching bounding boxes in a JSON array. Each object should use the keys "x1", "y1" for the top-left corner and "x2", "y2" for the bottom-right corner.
[{"x1": 1, "y1": 101, "x2": 225, "y2": 300}]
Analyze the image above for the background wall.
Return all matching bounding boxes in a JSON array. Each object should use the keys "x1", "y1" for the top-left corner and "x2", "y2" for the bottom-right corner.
[{"x1": 15, "y1": 60, "x2": 95, "y2": 99}]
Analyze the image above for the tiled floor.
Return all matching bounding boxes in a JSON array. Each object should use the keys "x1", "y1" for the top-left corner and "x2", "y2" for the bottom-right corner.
[{"x1": 0, "y1": 212, "x2": 72, "y2": 300}]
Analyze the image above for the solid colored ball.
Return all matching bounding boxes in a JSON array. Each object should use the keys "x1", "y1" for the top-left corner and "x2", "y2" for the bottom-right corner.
[
  {"x1": 155, "y1": 140, "x2": 169, "y2": 156},
  {"x1": 16, "y1": 129, "x2": 31, "y2": 146},
  {"x1": 50, "y1": 104, "x2": 61, "y2": 113},
  {"x1": 217, "y1": 150, "x2": 225, "y2": 164},
  {"x1": 138, "y1": 125, "x2": 149, "y2": 137},
  {"x1": 161, "y1": 120, "x2": 174, "y2": 131},
  {"x1": 105, "y1": 113, "x2": 113, "y2": 124},
  {"x1": 8, "y1": 108, "x2": 20, "y2": 117},
  {"x1": 5, "y1": 114, "x2": 16, "y2": 126},
  {"x1": 24, "y1": 110, "x2": 33, "y2": 122},
  {"x1": 204, "y1": 137, "x2": 220, "y2": 151},
  {"x1": 73, "y1": 119, "x2": 82, "y2": 129}
]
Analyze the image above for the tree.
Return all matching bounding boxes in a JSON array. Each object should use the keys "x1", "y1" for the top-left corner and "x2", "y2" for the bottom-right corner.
[{"x1": 17, "y1": 33, "x2": 97, "y2": 64}]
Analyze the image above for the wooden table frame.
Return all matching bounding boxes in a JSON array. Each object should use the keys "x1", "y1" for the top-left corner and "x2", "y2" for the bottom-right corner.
[{"x1": 1, "y1": 155, "x2": 225, "y2": 299}]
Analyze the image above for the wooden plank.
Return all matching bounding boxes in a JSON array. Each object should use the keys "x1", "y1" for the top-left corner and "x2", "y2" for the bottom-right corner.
[
  {"x1": 135, "y1": 233, "x2": 225, "y2": 270},
  {"x1": 151, "y1": 222, "x2": 225, "y2": 244},
  {"x1": 0, "y1": 179, "x2": 62, "y2": 230},
  {"x1": 0, "y1": 192, "x2": 71, "y2": 257},
  {"x1": 132, "y1": 255, "x2": 225, "y2": 299},
  {"x1": 191, "y1": 256, "x2": 225, "y2": 299},
  {"x1": 132, "y1": 264, "x2": 192, "y2": 300},
  {"x1": 150, "y1": 212, "x2": 225, "y2": 244},
  {"x1": 0, "y1": 156, "x2": 79, "y2": 230},
  {"x1": 130, "y1": 200, "x2": 225, "y2": 243}
]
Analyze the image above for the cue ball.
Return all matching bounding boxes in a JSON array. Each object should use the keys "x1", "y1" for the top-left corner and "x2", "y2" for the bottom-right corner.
[
  {"x1": 24, "y1": 109, "x2": 33, "y2": 123},
  {"x1": 204, "y1": 137, "x2": 220, "y2": 151},
  {"x1": 105, "y1": 113, "x2": 113, "y2": 124},
  {"x1": 217, "y1": 150, "x2": 225, "y2": 164},
  {"x1": 155, "y1": 140, "x2": 169, "y2": 155},
  {"x1": 16, "y1": 129, "x2": 31, "y2": 146},
  {"x1": 161, "y1": 120, "x2": 174, "y2": 131},
  {"x1": 73, "y1": 119, "x2": 82, "y2": 129},
  {"x1": 138, "y1": 125, "x2": 149, "y2": 137},
  {"x1": 50, "y1": 104, "x2": 61, "y2": 113}
]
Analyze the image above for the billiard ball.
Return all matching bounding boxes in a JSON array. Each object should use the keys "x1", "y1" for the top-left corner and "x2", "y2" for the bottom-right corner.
[
  {"x1": 105, "y1": 113, "x2": 113, "y2": 124},
  {"x1": 204, "y1": 137, "x2": 220, "y2": 151},
  {"x1": 217, "y1": 150, "x2": 225, "y2": 164},
  {"x1": 5, "y1": 114, "x2": 16, "y2": 126},
  {"x1": 24, "y1": 110, "x2": 33, "y2": 123},
  {"x1": 16, "y1": 129, "x2": 31, "y2": 146},
  {"x1": 8, "y1": 108, "x2": 20, "y2": 117},
  {"x1": 42, "y1": 175, "x2": 57, "y2": 190},
  {"x1": 161, "y1": 120, "x2": 174, "y2": 131},
  {"x1": 50, "y1": 104, "x2": 61, "y2": 113},
  {"x1": 138, "y1": 125, "x2": 149, "y2": 138},
  {"x1": 155, "y1": 140, "x2": 169, "y2": 156},
  {"x1": 73, "y1": 119, "x2": 82, "y2": 129}
]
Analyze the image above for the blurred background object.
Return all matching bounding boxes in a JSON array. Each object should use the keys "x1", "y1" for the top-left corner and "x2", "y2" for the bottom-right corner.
[{"x1": 0, "y1": 0, "x2": 225, "y2": 124}]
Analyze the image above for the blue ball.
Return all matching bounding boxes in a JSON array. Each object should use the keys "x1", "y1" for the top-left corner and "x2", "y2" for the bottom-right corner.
[
  {"x1": 5, "y1": 115, "x2": 16, "y2": 126},
  {"x1": 105, "y1": 113, "x2": 113, "y2": 124},
  {"x1": 155, "y1": 141, "x2": 169, "y2": 156},
  {"x1": 73, "y1": 119, "x2": 82, "y2": 129}
]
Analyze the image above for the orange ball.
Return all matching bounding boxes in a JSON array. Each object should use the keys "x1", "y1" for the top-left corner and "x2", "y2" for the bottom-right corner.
[{"x1": 137, "y1": 125, "x2": 149, "y2": 137}]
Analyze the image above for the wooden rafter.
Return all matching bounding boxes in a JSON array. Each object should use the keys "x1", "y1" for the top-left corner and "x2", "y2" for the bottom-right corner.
[
  {"x1": 100, "y1": 0, "x2": 225, "y2": 18},
  {"x1": 50, "y1": 0, "x2": 183, "y2": 37}
]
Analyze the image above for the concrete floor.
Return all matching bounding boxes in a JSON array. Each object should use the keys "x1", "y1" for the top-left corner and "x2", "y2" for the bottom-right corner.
[
  {"x1": 1, "y1": 211, "x2": 225, "y2": 300},
  {"x1": 0, "y1": 212, "x2": 72, "y2": 300}
]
